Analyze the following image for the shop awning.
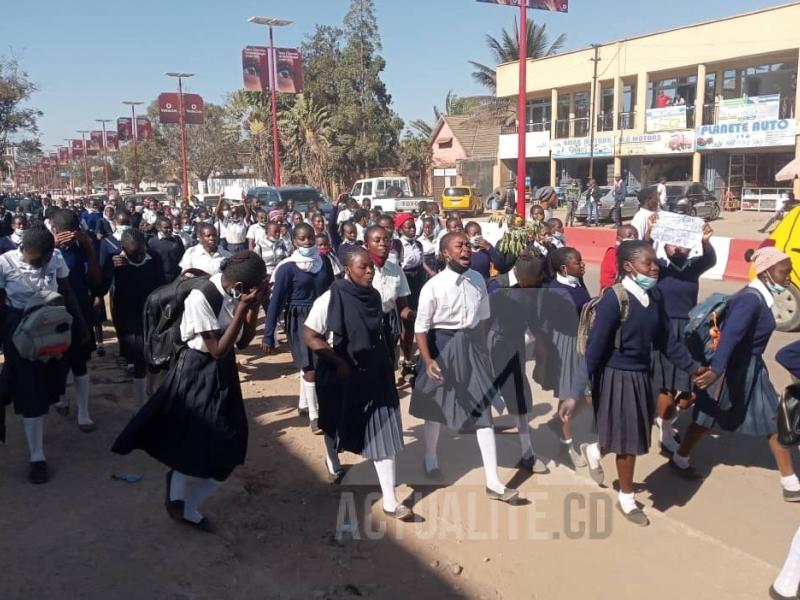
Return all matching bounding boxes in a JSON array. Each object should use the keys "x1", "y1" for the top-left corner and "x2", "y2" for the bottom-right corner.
[{"x1": 776, "y1": 158, "x2": 800, "y2": 181}]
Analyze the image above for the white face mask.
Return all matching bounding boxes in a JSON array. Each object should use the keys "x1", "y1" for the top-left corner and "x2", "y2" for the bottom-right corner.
[
  {"x1": 223, "y1": 210, "x2": 231, "y2": 219},
  {"x1": 560, "y1": 272, "x2": 580, "y2": 286}
]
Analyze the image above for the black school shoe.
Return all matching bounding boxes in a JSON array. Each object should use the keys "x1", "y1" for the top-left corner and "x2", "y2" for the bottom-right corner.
[
  {"x1": 783, "y1": 489, "x2": 800, "y2": 503},
  {"x1": 29, "y1": 461, "x2": 48, "y2": 484},
  {"x1": 180, "y1": 516, "x2": 214, "y2": 533},
  {"x1": 769, "y1": 585, "x2": 799, "y2": 600},
  {"x1": 164, "y1": 470, "x2": 184, "y2": 521}
]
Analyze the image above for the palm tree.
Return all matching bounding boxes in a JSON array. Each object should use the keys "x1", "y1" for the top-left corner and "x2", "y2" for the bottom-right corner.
[
  {"x1": 409, "y1": 90, "x2": 493, "y2": 138},
  {"x1": 469, "y1": 18, "x2": 566, "y2": 93},
  {"x1": 280, "y1": 95, "x2": 333, "y2": 189}
]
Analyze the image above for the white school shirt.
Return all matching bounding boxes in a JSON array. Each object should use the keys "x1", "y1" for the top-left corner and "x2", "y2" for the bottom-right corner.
[
  {"x1": 657, "y1": 183, "x2": 667, "y2": 206},
  {"x1": 373, "y1": 260, "x2": 411, "y2": 313},
  {"x1": 179, "y1": 273, "x2": 241, "y2": 353},
  {"x1": 418, "y1": 234, "x2": 437, "y2": 257},
  {"x1": 630, "y1": 208, "x2": 653, "y2": 241},
  {"x1": 621, "y1": 275, "x2": 650, "y2": 308},
  {"x1": 220, "y1": 218, "x2": 249, "y2": 244},
  {"x1": 748, "y1": 277, "x2": 775, "y2": 309},
  {"x1": 305, "y1": 290, "x2": 334, "y2": 344},
  {"x1": 337, "y1": 209, "x2": 353, "y2": 225},
  {"x1": 0, "y1": 249, "x2": 69, "y2": 310},
  {"x1": 355, "y1": 223, "x2": 366, "y2": 243},
  {"x1": 400, "y1": 237, "x2": 423, "y2": 270},
  {"x1": 178, "y1": 244, "x2": 232, "y2": 275},
  {"x1": 246, "y1": 223, "x2": 267, "y2": 246},
  {"x1": 414, "y1": 267, "x2": 490, "y2": 333}
]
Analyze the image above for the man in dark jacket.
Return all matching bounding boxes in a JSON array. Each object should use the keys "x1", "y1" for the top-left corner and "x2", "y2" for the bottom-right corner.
[{"x1": 613, "y1": 175, "x2": 627, "y2": 227}]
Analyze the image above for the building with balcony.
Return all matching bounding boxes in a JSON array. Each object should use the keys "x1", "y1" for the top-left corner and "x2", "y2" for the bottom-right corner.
[{"x1": 495, "y1": 1, "x2": 800, "y2": 209}]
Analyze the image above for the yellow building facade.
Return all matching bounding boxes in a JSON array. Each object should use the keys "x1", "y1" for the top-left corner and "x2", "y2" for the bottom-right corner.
[{"x1": 495, "y1": 1, "x2": 800, "y2": 209}]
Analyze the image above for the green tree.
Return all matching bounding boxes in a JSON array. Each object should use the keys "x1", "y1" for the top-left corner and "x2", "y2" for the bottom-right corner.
[
  {"x1": 397, "y1": 133, "x2": 431, "y2": 195},
  {"x1": 409, "y1": 90, "x2": 493, "y2": 138},
  {"x1": 0, "y1": 57, "x2": 41, "y2": 168},
  {"x1": 280, "y1": 95, "x2": 333, "y2": 190},
  {"x1": 469, "y1": 18, "x2": 566, "y2": 92}
]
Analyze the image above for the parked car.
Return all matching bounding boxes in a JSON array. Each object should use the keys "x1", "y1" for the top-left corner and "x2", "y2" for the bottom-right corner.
[
  {"x1": 757, "y1": 205, "x2": 800, "y2": 331},
  {"x1": 664, "y1": 181, "x2": 721, "y2": 220},
  {"x1": 442, "y1": 186, "x2": 483, "y2": 217},
  {"x1": 349, "y1": 176, "x2": 431, "y2": 213},
  {"x1": 245, "y1": 185, "x2": 333, "y2": 219},
  {"x1": 193, "y1": 193, "x2": 222, "y2": 208},
  {"x1": 123, "y1": 192, "x2": 169, "y2": 205},
  {"x1": 574, "y1": 187, "x2": 641, "y2": 222}
]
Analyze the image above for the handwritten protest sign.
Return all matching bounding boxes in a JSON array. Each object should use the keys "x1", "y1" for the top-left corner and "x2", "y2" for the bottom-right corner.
[{"x1": 650, "y1": 212, "x2": 705, "y2": 250}]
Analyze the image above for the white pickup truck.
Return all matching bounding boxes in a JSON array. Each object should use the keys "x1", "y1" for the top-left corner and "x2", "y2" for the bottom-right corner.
[{"x1": 349, "y1": 176, "x2": 432, "y2": 213}]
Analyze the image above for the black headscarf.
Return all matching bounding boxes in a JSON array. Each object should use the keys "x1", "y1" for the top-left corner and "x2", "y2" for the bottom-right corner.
[{"x1": 326, "y1": 278, "x2": 386, "y2": 364}]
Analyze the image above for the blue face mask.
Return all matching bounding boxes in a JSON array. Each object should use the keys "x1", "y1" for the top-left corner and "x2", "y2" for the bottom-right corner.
[
  {"x1": 766, "y1": 274, "x2": 787, "y2": 295},
  {"x1": 634, "y1": 272, "x2": 658, "y2": 291},
  {"x1": 296, "y1": 245, "x2": 318, "y2": 258}
]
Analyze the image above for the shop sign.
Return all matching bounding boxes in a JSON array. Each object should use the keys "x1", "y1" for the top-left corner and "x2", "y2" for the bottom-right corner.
[
  {"x1": 619, "y1": 130, "x2": 695, "y2": 156},
  {"x1": 718, "y1": 94, "x2": 780, "y2": 123},
  {"x1": 551, "y1": 136, "x2": 614, "y2": 159},
  {"x1": 498, "y1": 131, "x2": 550, "y2": 159},
  {"x1": 646, "y1": 106, "x2": 687, "y2": 132},
  {"x1": 433, "y1": 168, "x2": 457, "y2": 177},
  {"x1": 695, "y1": 119, "x2": 796, "y2": 151}
]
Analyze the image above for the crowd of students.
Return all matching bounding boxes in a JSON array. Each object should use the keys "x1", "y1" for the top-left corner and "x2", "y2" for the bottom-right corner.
[{"x1": 0, "y1": 189, "x2": 798, "y2": 557}]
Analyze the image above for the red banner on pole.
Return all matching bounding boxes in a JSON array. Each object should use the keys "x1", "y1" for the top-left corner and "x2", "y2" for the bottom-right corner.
[
  {"x1": 58, "y1": 148, "x2": 69, "y2": 162},
  {"x1": 89, "y1": 131, "x2": 104, "y2": 152},
  {"x1": 475, "y1": 0, "x2": 567, "y2": 10},
  {"x1": 242, "y1": 46, "x2": 304, "y2": 94},
  {"x1": 243, "y1": 46, "x2": 270, "y2": 92},
  {"x1": 71, "y1": 139, "x2": 85, "y2": 157},
  {"x1": 136, "y1": 117, "x2": 153, "y2": 141},
  {"x1": 159, "y1": 93, "x2": 204, "y2": 125},
  {"x1": 106, "y1": 131, "x2": 119, "y2": 150},
  {"x1": 117, "y1": 117, "x2": 133, "y2": 142},
  {"x1": 274, "y1": 48, "x2": 304, "y2": 94}
]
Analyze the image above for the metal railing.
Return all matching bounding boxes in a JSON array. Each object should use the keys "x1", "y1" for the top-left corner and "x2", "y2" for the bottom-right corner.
[
  {"x1": 499, "y1": 121, "x2": 551, "y2": 135},
  {"x1": 618, "y1": 111, "x2": 636, "y2": 130}
]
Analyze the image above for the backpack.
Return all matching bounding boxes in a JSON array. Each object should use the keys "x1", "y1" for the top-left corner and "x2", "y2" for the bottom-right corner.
[
  {"x1": 143, "y1": 275, "x2": 224, "y2": 370},
  {"x1": 576, "y1": 283, "x2": 630, "y2": 355},
  {"x1": 9, "y1": 258, "x2": 73, "y2": 363},
  {"x1": 683, "y1": 288, "x2": 761, "y2": 364}
]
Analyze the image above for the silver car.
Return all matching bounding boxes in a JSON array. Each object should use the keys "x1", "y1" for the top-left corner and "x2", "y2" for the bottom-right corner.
[{"x1": 575, "y1": 187, "x2": 640, "y2": 222}]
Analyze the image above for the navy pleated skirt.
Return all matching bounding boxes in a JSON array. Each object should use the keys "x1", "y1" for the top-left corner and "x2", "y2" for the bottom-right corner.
[
  {"x1": 487, "y1": 328, "x2": 532, "y2": 416},
  {"x1": 593, "y1": 367, "x2": 653, "y2": 456},
  {"x1": 652, "y1": 317, "x2": 692, "y2": 393},
  {"x1": 112, "y1": 348, "x2": 248, "y2": 481},
  {"x1": 694, "y1": 355, "x2": 778, "y2": 436},
  {"x1": 409, "y1": 328, "x2": 497, "y2": 432},
  {"x1": 286, "y1": 304, "x2": 316, "y2": 372}
]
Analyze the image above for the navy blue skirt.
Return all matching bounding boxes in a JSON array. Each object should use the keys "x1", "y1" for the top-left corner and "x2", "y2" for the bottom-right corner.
[
  {"x1": 112, "y1": 348, "x2": 248, "y2": 480},
  {"x1": 593, "y1": 367, "x2": 653, "y2": 456},
  {"x1": 694, "y1": 355, "x2": 778, "y2": 436},
  {"x1": 226, "y1": 242, "x2": 248, "y2": 254},
  {"x1": 0, "y1": 307, "x2": 68, "y2": 419},
  {"x1": 286, "y1": 304, "x2": 316, "y2": 372},
  {"x1": 487, "y1": 327, "x2": 532, "y2": 416},
  {"x1": 652, "y1": 317, "x2": 692, "y2": 393},
  {"x1": 409, "y1": 328, "x2": 497, "y2": 432}
]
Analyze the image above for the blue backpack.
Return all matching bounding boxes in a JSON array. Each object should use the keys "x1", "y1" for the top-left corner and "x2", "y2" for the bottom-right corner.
[{"x1": 684, "y1": 289, "x2": 761, "y2": 364}]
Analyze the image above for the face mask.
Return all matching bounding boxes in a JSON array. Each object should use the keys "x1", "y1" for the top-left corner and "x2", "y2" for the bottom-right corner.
[
  {"x1": 318, "y1": 246, "x2": 331, "y2": 256},
  {"x1": 116, "y1": 225, "x2": 131, "y2": 233},
  {"x1": 448, "y1": 260, "x2": 469, "y2": 275},
  {"x1": 170, "y1": 208, "x2": 180, "y2": 217},
  {"x1": 296, "y1": 245, "x2": 318, "y2": 258},
  {"x1": 259, "y1": 222, "x2": 267, "y2": 229},
  {"x1": 561, "y1": 272, "x2": 580, "y2": 286},
  {"x1": 223, "y1": 210, "x2": 231, "y2": 219},
  {"x1": 633, "y1": 272, "x2": 657, "y2": 291},
  {"x1": 182, "y1": 225, "x2": 193, "y2": 233},
  {"x1": 553, "y1": 232, "x2": 565, "y2": 243},
  {"x1": 468, "y1": 236, "x2": 481, "y2": 249},
  {"x1": 232, "y1": 216, "x2": 241, "y2": 223},
  {"x1": 402, "y1": 235, "x2": 415, "y2": 243},
  {"x1": 230, "y1": 285, "x2": 242, "y2": 301},
  {"x1": 766, "y1": 273, "x2": 787, "y2": 295},
  {"x1": 669, "y1": 253, "x2": 690, "y2": 272}
]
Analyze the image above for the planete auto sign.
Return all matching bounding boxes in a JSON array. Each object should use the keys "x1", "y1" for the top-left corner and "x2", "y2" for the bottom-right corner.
[
  {"x1": 551, "y1": 136, "x2": 614, "y2": 159},
  {"x1": 695, "y1": 119, "x2": 796, "y2": 150},
  {"x1": 618, "y1": 130, "x2": 695, "y2": 156}
]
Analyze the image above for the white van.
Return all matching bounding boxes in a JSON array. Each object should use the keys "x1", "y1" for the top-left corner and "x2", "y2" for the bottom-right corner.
[{"x1": 350, "y1": 177, "x2": 415, "y2": 212}]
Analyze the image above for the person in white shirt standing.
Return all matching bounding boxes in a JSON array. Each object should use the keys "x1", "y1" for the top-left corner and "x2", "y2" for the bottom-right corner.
[
  {"x1": 630, "y1": 187, "x2": 660, "y2": 242},
  {"x1": 656, "y1": 177, "x2": 668, "y2": 209},
  {"x1": 179, "y1": 223, "x2": 232, "y2": 276},
  {"x1": 409, "y1": 232, "x2": 519, "y2": 503},
  {"x1": 218, "y1": 205, "x2": 250, "y2": 254}
]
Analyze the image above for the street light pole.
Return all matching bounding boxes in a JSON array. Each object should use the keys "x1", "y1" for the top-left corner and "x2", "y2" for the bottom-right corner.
[
  {"x1": 165, "y1": 73, "x2": 194, "y2": 199},
  {"x1": 64, "y1": 138, "x2": 75, "y2": 196},
  {"x1": 77, "y1": 130, "x2": 91, "y2": 195},
  {"x1": 516, "y1": 3, "x2": 528, "y2": 218},
  {"x1": 248, "y1": 16, "x2": 293, "y2": 187},
  {"x1": 122, "y1": 101, "x2": 143, "y2": 192},
  {"x1": 96, "y1": 119, "x2": 112, "y2": 198}
]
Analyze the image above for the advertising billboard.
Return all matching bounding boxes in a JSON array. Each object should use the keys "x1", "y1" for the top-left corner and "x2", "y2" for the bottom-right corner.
[
  {"x1": 117, "y1": 117, "x2": 133, "y2": 142},
  {"x1": 476, "y1": 0, "x2": 568, "y2": 11},
  {"x1": 243, "y1": 46, "x2": 270, "y2": 92},
  {"x1": 242, "y1": 46, "x2": 304, "y2": 94},
  {"x1": 646, "y1": 106, "x2": 688, "y2": 132},
  {"x1": 718, "y1": 94, "x2": 781, "y2": 123},
  {"x1": 71, "y1": 139, "x2": 85, "y2": 157},
  {"x1": 618, "y1": 131, "x2": 695, "y2": 156},
  {"x1": 136, "y1": 117, "x2": 154, "y2": 141},
  {"x1": 695, "y1": 119, "x2": 796, "y2": 150},
  {"x1": 106, "y1": 132, "x2": 119, "y2": 150},
  {"x1": 159, "y1": 93, "x2": 205, "y2": 125}
]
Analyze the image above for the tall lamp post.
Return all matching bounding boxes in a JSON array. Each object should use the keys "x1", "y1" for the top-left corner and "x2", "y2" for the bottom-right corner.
[
  {"x1": 96, "y1": 119, "x2": 112, "y2": 198},
  {"x1": 122, "y1": 100, "x2": 144, "y2": 192},
  {"x1": 248, "y1": 16, "x2": 292, "y2": 187},
  {"x1": 165, "y1": 72, "x2": 194, "y2": 199},
  {"x1": 77, "y1": 130, "x2": 92, "y2": 195},
  {"x1": 64, "y1": 138, "x2": 76, "y2": 196}
]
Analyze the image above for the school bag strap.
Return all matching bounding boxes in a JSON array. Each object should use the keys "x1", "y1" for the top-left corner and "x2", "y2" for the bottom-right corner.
[{"x1": 576, "y1": 283, "x2": 630, "y2": 355}]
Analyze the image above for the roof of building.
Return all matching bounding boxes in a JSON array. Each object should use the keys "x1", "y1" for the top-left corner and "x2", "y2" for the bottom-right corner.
[{"x1": 430, "y1": 115, "x2": 501, "y2": 160}]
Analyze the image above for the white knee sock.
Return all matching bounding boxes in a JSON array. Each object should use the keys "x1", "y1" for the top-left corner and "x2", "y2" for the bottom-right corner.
[
  {"x1": 23, "y1": 417, "x2": 45, "y2": 462},
  {"x1": 302, "y1": 379, "x2": 319, "y2": 421},
  {"x1": 515, "y1": 415, "x2": 534, "y2": 460},
  {"x1": 781, "y1": 474, "x2": 800, "y2": 492},
  {"x1": 55, "y1": 394, "x2": 68, "y2": 409},
  {"x1": 775, "y1": 525, "x2": 800, "y2": 597},
  {"x1": 75, "y1": 375, "x2": 92, "y2": 425},
  {"x1": 298, "y1": 373, "x2": 308, "y2": 410},
  {"x1": 132, "y1": 377, "x2": 147, "y2": 409},
  {"x1": 476, "y1": 427, "x2": 504, "y2": 494},
  {"x1": 170, "y1": 470, "x2": 191, "y2": 502},
  {"x1": 618, "y1": 490, "x2": 637, "y2": 514},
  {"x1": 183, "y1": 478, "x2": 221, "y2": 523},
  {"x1": 585, "y1": 442, "x2": 602, "y2": 469},
  {"x1": 423, "y1": 421, "x2": 440, "y2": 472},
  {"x1": 324, "y1": 435, "x2": 342, "y2": 475},
  {"x1": 373, "y1": 457, "x2": 399, "y2": 512}
]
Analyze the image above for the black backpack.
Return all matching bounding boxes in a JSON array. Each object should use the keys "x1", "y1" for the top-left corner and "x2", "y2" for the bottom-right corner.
[{"x1": 143, "y1": 276, "x2": 224, "y2": 370}]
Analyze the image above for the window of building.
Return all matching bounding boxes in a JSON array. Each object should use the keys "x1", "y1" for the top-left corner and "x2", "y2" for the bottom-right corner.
[
  {"x1": 598, "y1": 86, "x2": 614, "y2": 131},
  {"x1": 557, "y1": 94, "x2": 570, "y2": 119},
  {"x1": 526, "y1": 98, "x2": 551, "y2": 131},
  {"x1": 647, "y1": 75, "x2": 697, "y2": 109},
  {"x1": 556, "y1": 94, "x2": 570, "y2": 138}
]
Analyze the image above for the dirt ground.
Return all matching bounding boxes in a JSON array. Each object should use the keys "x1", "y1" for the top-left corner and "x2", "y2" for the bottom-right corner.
[{"x1": 0, "y1": 266, "x2": 797, "y2": 600}]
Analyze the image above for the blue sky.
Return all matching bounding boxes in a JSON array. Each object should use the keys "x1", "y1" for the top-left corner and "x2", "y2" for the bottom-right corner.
[{"x1": 2, "y1": 0, "x2": 783, "y2": 150}]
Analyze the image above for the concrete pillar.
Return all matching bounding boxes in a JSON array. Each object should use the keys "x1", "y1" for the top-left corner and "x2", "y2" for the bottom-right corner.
[
  {"x1": 691, "y1": 64, "x2": 706, "y2": 183},
  {"x1": 550, "y1": 158, "x2": 557, "y2": 186},
  {"x1": 612, "y1": 76, "x2": 622, "y2": 131},
  {"x1": 614, "y1": 157, "x2": 622, "y2": 178},
  {"x1": 551, "y1": 88, "x2": 558, "y2": 138},
  {"x1": 568, "y1": 92, "x2": 575, "y2": 137},
  {"x1": 692, "y1": 152, "x2": 702, "y2": 183},
  {"x1": 636, "y1": 72, "x2": 648, "y2": 132}
]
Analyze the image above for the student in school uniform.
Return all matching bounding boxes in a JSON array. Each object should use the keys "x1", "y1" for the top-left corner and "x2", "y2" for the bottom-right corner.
[
  {"x1": 464, "y1": 221, "x2": 507, "y2": 286},
  {"x1": 263, "y1": 223, "x2": 335, "y2": 433},
  {"x1": 50, "y1": 209, "x2": 102, "y2": 431},
  {"x1": 777, "y1": 340, "x2": 800, "y2": 380},
  {"x1": 109, "y1": 229, "x2": 165, "y2": 407},
  {"x1": 0, "y1": 214, "x2": 27, "y2": 255},
  {"x1": 179, "y1": 223, "x2": 231, "y2": 276},
  {"x1": 303, "y1": 248, "x2": 413, "y2": 521},
  {"x1": 336, "y1": 222, "x2": 362, "y2": 265},
  {"x1": 396, "y1": 213, "x2": 430, "y2": 374},
  {"x1": 410, "y1": 231, "x2": 519, "y2": 503},
  {"x1": 581, "y1": 240, "x2": 703, "y2": 526},
  {"x1": 539, "y1": 247, "x2": 592, "y2": 469},
  {"x1": 376, "y1": 215, "x2": 403, "y2": 265},
  {"x1": 316, "y1": 233, "x2": 343, "y2": 279},
  {"x1": 147, "y1": 216, "x2": 185, "y2": 283},
  {"x1": 364, "y1": 225, "x2": 415, "y2": 367},
  {"x1": 630, "y1": 187, "x2": 660, "y2": 241},
  {"x1": 434, "y1": 217, "x2": 464, "y2": 255},
  {"x1": 0, "y1": 225, "x2": 89, "y2": 483},
  {"x1": 417, "y1": 217, "x2": 439, "y2": 274},
  {"x1": 674, "y1": 247, "x2": 800, "y2": 502},
  {"x1": 246, "y1": 210, "x2": 269, "y2": 252},
  {"x1": 599, "y1": 225, "x2": 638, "y2": 290},
  {"x1": 651, "y1": 223, "x2": 716, "y2": 455},
  {"x1": 488, "y1": 255, "x2": 549, "y2": 473},
  {"x1": 217, "y1": 204, "x2": 249, "y2": 254},
  {"x1": 113, "y1": 252, "x2": 266, "y2": 530}
]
